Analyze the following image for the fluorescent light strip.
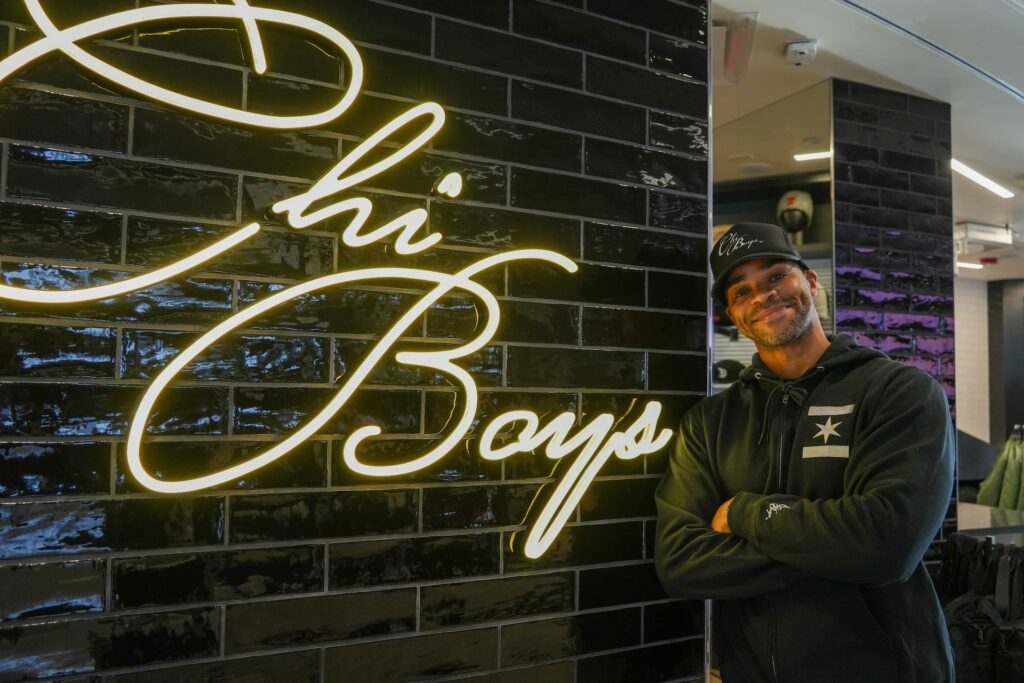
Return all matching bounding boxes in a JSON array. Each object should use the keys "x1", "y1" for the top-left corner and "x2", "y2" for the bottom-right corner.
[
  {"x1": 951, "y1": 159, "x2": 1015, "y2": 198},
  {"x1": 956, "y1": 261, "x2": 984, "y2": 270},
  {"x1": 794, "y1": 151, "x2": 832, "y2": 161}
]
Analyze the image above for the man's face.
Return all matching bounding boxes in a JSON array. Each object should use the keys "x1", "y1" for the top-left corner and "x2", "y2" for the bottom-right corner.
[{"x1": 724, "y1": 258, "x2": 818, "y2": 349}]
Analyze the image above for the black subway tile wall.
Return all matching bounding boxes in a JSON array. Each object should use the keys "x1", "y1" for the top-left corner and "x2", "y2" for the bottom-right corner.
[
  {"x1": 0, "y1": 2, "x2": 708, "y2": 680},
  {"x1": 832, "y1": 79, "x2": 956, "y2": 562}
]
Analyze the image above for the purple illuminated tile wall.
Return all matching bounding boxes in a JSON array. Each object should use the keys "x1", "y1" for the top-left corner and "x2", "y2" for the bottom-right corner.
[
  {"x1": 0, "y1": 1, "x2": 709, "y2": 681},
  {"x1": 832, "y1": 79, "x2": 956, "y2": 561}
]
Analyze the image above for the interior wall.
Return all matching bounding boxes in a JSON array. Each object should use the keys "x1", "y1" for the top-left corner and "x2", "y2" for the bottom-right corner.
[
  {"x1": 0, "y1": 2, "x2": 710, "y2": 681},
  {"x1": 954, "y1": 277, "x2": 989, "y2": 443}
]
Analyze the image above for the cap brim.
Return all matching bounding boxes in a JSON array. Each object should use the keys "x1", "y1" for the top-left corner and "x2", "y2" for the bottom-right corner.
[{"x1": 712, "y1": 252, "x2": 808, "y2": 303}]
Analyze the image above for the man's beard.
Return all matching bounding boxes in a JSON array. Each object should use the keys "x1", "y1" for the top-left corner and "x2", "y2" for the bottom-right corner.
[{"x1": 745, "y1": 291, "x2": 816, "y2": 349}]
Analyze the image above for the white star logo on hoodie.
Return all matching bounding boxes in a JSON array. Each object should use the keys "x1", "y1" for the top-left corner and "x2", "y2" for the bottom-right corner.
[{"x1": 813, "y1": 417, "x2": 842, "y2": 445}]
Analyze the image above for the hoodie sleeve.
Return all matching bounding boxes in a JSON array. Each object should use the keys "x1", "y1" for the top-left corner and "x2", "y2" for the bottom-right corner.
[
  {"x1": 655, "y1": 406, "x2": 808, "y2": 599},
  {"x1": 728, "y1": 367, "x2": 954, "y2": 585}
]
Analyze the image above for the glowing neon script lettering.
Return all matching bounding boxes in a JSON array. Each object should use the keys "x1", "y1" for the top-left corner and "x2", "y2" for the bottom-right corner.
[
  {"x1": 126, "y1": 250, "x2": 578, "y2": 491},
  {"x1": 481, "y1": 403, "x2": 672, "y2": 558},
  {"x1": 1, "y1": 1, "x2": 679, "y2": 558},
  {"x1": 0, "y1": 1, "x2": 363, "y2": 129}
]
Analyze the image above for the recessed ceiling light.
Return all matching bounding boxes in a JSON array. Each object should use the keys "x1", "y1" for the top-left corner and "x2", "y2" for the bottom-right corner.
[
  {"x1": 794, "y1": 151, "x2": 831, "y2": 161},
  {"x1": 951, "y1": 159, "x2": 1015, "y2": 198},
  {"x1": 956, "y1": 261, "x2": 984, "y2": 270}
]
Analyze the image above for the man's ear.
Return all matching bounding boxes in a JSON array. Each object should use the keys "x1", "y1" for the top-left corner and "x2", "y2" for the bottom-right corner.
[{"x1": 803, "y1": 268, "x2": 818, "y2": 295}]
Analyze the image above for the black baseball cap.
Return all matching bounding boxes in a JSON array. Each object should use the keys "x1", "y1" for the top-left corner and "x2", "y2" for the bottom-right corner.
[{"x1": 710, "y1": 222, "x2": 807, "y2": 305}]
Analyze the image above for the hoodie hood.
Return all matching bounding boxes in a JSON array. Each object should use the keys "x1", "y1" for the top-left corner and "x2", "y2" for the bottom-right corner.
[{"x1": 738, "y1": 333, "x2": 886, "y2": 386}]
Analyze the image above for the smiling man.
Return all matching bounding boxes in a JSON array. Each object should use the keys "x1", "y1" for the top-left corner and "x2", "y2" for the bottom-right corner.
[{"x1": 655, "y1": 222, "x2": 955, "y2": 682}]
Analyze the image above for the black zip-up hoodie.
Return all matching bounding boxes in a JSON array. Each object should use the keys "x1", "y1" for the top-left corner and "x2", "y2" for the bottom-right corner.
[{"x1": 655, "y1": 334, "x2": 955, "y2": 682}]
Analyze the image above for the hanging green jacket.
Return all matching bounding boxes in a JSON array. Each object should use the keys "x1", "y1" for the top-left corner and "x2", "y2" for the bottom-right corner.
[
  {"x1": 655, "y1": 334, "x2": 954, "y2": 683},
  {"x1": 977, "y1": 437, "x2": 1024, "y2": 508}
]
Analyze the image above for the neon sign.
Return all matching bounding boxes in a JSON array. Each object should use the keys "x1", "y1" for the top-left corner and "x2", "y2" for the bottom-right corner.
[{"x1": 0, "y1": 1, "x2": 675, "y2": 558}]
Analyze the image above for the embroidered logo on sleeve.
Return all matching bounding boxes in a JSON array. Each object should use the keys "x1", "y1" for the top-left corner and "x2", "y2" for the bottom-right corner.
[
  {"x1": 765, "y1": 502, "x2": 790, "y2": 520},
  {"x1": 802, "y1": 404, "x2": 854, "y2": 458}
]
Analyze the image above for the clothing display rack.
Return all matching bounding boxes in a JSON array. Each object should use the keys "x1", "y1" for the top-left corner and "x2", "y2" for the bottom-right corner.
[{"x1": 976, "y1": 426, "x2": 1024, "y2": 509}]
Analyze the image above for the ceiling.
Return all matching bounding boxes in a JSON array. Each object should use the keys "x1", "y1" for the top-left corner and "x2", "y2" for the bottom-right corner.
[{"x1": 711, "y1": 0, "x2": 1024, "y2": 280}]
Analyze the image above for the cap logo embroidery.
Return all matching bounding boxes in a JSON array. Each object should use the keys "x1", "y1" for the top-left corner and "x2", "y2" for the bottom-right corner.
[{"x1": 716, "y1": 232, "x2": 764, "y2": 257}]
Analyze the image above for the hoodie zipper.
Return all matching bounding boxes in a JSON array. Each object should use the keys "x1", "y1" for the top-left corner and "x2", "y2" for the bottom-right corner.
[
  {"x1": 777, "y1": 393, "x2": 789, "y2": 491},
  {"x1": 768, "y1": 597, "x2": 780, "y2": 683}
]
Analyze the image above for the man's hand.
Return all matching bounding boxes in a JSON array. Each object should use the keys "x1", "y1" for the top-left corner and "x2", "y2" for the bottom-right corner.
[{"x1": 711, "y1": 497, "x2": 734, "y2": 534}]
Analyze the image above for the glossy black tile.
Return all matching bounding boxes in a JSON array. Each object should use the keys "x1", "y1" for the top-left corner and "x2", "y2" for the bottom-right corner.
[
  {"x1": 511, "y1": 168, "x2": 646, "y2": 224},
  {"x1": 334, "y1": 242, "x2": 504, "y2": 292},
  {"x1": 513, "y1": 0, "x2": 645, "y2": 63},
  {"x1": 106, "y1": 46, "x2": 245, "y2": 107},
  {"x1": 881, "y1": 229, "x2": 936, "y2": 254},
  {"x1": 329, "y1": 437, "x2": 502, "y2": 486},
  {"x1": 421, "y1": 572, "x2": 574, "y2": 629},
  {"x1": 649, "y1": 112, "x2": 708, "y2": 157},
  {"x1": 879, "y1": 189, "x2": 937, "y2": 214},
  {"x1": 135, "y1": 23, "x2": 245, "y2": 67},
  {"x1": 845, "y1": 81, "x2": 909, "y2": 112},
  {"x1": 849, "y1": 206, "x2": 909, "y2": 231},
  {"x1": 649, "y1": 35, "x2": 707, "y2": 82},
  {"x1": 116, "y1": 440, "x2": 327, "y2": 493},
  {"x1": 427, "y1": 296, "x2": 580, "y2": 345},
  {"x1": 236, "y1": 282, "x2": 421, "y2": 334},
  {"x1": 500, "y1": 607, "x2": 640, "y2": 666},
  {"x1": 0, "y1": 266, "x2": 233, "y2": 326},
  {"x1": 832, "y1": 121, "x2": 908, "y2": 153},
  {"x1": 6, "y1": 145, "x2": 238, "y2": 220},
  {"x1": 582, "y1": 307, "x2": 704, "y2": 352},
  {"x1": 108, "y1": 651, "x2": 320, "y2": 683},
  {"x1": 909, "y1": 212, "x2": 952, "y2": 235},
  {"x1": 435, "y1": 111, "x2": 582, "y2": 172},
  {"x1": 0, "y1": 202, "x2": 122, "y2": 264},
  {"x1": 0, "y1": 442, "x2": 110, "y2": 498},
  {"x1": 912, "y1": 252, "x2": 954, "y2": 277},
  {"x1": 0, "y1": 384, "x2": 228, "y2": 436},
  {"x1": 133, "y1": 107, "x2": 337, "y2": 180},
  {"x1": 850, "y1": 247, "x2": 910, "y2": 271},
  {"x1": 424, "y1": 390, "x2": 578, "y2": 439},
  {"x1": 361, "y1": 46, "x2": 508, "y2": 115},
  {"x1": 329, "y1": 533, "x2": 499, "y2": 588},
  {"x1": 908, "y1": 95, "x2": 950, "y2": 121},
  {"x1": 386, "y1": 0, "x2": 509, "y2": 27},
  {"x1": 0, "y1": 86, "x2": 128, "y2": 152},
  {"x1": 422, "y1": 483, "x2": 539, "y2": 531},
  {"x1": 584, "y1": 222, "x2": 706, "y2": 272},
  {"x1": 232, "y1": 387, "x2": 419, "y2": 435},
  {"x1": 648, "y1": 352, "x2": 710, "y2": 392},
  {"x1": 834, "y1": 100, "x2": 879, "y2": 125},
  {"x1": 880, "y1": 150, "x2": 936, "y2": 176},
  {"x1": 588, "y1": 0, "x2": 706, "y2": 44},
  {"x1": 121, "y1": 329, "x2": 328, "y2": 383},
  {"x1": 504, "y1": 521, "x2": 643, "y2": 572},
  {"x1": 437, "y1": 20, "x2": 582, "y2": 88},
  {"x1": 0, "y1": 497, "x2": 224, "y2": 559},
  {"x1": 575, "y1": 638, "x2": 703, "y2": 682},
  {"x1": 510, "y1": 261, "x2": 644, "y2": 307},
  {"x1": 0, "y1": 324, "x2": 115, "y2": 378},
  {"x1": 647, "y1": 271, "x2": 706, "y2": 312},
  {"x1": 0, "y1": 607, "x2": 219, "y2": 679},
  {"x1": 877, "y1": 109, "x2": 934, "y2": 137},
  {"x1": 511, "y1": 80, "x2": 646, "y2": 143},
  {"x1": 462, "y1": 662, "x2": 574, "y2": 683},
  {"x1": 909, "y1": 173, "x2": 952, "y2": 198},
  {"x1": 0, "y1": 559, "x2": 105, "y2": 621},
  {"x1": 266, "y1": 0, "x2": 432, "y2": 56},
  {"x1": 835, "y1": 223, "x2": 881, "y2": 248},
  {"x1": 335, "y1": 339, "x2": 502, "y2": 389},
  {"x1": 431, "y1": 201, "x2": 580, "y2": 255},
  {"x1": 360, "y1": 151, "x2": 507, "y2": 206},
  {"x1": 585, "y1": 139, "x2": 707, "y2": 194},
  {"x1": 324, "y1": 628, "x2": 499, "y2": 682},
  {"x1": 579, "y1": 563, "x2": 667, "y2": 609},
  {"x1": 112, "y1": 545, "x2": 323, "y2": 609},
  {"x1": 649, "y1": 191, "x2": 708, "y2": 233},
  {"x1": 226, "y1": 588, "x2": 414, "y2": 653},
  {"x1": 229, "y1": 490, "x2": 417, "y2": 542},
  {"x1": 506, "y1": 346, "x2": 644, "y2": 389},
  {"x1": 578, "y1": 478, "x2": 659, "y2": 522},
  {"x1": 587, "y1": 57, "x2": 707, "y2": 120}
]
